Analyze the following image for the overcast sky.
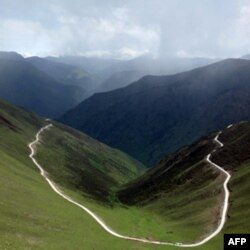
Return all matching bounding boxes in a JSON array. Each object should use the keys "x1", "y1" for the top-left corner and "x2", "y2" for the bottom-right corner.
[{"x1": 0, "y1": 0, "x2": 249, "y2": 59}]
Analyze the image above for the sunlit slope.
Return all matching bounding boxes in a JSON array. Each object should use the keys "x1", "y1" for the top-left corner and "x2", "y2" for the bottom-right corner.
[
  {"x1": 37, "y1": 119, "x2": 250, "y2": 249},
  {"x1": 0, "y1": 99, "x2": 249, "y2": 250},
  {"x1": 36, "y1": 122, "x2": 145, "y2": 202},
  {"x1": 117, "y1": 122, "x2": 250, "y2": 247},
  {"x1": 0, "y1": 100, "x2": 150, "y2": 250}
]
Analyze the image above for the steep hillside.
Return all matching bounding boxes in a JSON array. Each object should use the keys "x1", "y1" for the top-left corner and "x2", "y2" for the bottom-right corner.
[
  {"x1": 0, "y1": 98, "x2": 249, "y2": 249},
  {"x1": 35, "y1": 122, "x2": 145, "y2": 202},
  {"x1": 0, "y1": 99, "x2": 144, "y2": 202},
  {"x1": 60, "y1": 59, "x2": 250, "y2": 165},
  {"x1": 117, "y1": 121, "x2": 250, "y2": 247},
  {"x1": 118, "y1": 122, "x2": 250, "y2": 204},
  {"x1": 0, "y1": 99, "x2": 150, "y2": 249},
  {"x1": 0, "y1": 59, "x2": 84, "y2": 118}
]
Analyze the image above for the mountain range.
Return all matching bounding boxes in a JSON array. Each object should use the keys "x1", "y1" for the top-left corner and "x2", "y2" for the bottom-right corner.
[
  {"x1": 26, "y1": 56, "x2": 100, "y2": 97},
  {"x1": 96, "y1": 70, "x2": 146, "y2": 93},
  {"x1": 60, "y1": 58, "x2": 250, "y2": 165},
  {"x1": 0, "y1": 52, "x2": 100, "y2": 117},
  {"x1": 0, "y1": 57, "x2": 84, "y2": 118},
  {"x1": 0, "y1": 51, "x2": 219, "y2": 119},
  {"x1": 48, "y1": 54, "x2": 217, "y2": 88}
]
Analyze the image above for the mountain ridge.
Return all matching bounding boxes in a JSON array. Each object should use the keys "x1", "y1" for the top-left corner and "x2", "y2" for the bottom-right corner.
[
  {"x1": 59, "y1": 58, "x2": 250, "y2": 165},
  {"x1": 0, "y1": 58, "x2": 85, "y2": 118}
]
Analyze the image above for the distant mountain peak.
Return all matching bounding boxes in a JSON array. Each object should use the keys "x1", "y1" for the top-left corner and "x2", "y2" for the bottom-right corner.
[{"x1": 0, "y1": 51, "x2": 24, "y2": 60}]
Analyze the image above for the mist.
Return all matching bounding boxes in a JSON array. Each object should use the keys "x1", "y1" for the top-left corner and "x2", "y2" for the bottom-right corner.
[{"x1": 0, "y1": 0, "x2": 250, "y2": 59}]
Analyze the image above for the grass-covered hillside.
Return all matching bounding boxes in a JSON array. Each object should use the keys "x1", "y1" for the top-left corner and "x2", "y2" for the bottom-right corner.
[
  {"x1": 36, "y1": 122, "x2": 145, "y2": 203},
  {"x1": 0, "y1": 98, "x2": 249, "y2": 250},
  {"x1": 0, "y1": 99, "x2": 153, "y2": 250},
  {"x1": 118, "y1": 121, "x2": 250, "y2": 248}
]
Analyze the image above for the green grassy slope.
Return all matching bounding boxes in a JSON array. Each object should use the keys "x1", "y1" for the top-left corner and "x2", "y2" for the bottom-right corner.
[
  {"x1": 117, "y1": 122, "x2": 250, "y2": 246},
  {"x1": 0, "y1": 99, "x2": 249, "y2": 250},
  {"x1": 36, "y1": 122, "x2": 145, "y2": 203},
  {"x1": 117, "y1": 135, "x2": 225, "y2": 242},
  {"x1": 0, "y1": 138, "x2": 151, "y2": 250},
  {"x1": 189, "y1": 160, "x2": 250, "y2": 250},
  {"x1": 37, "y1": 120, "x2": 250, "y2": 249},
  {"x1": 0, "y1": 100, "x2": 154, "y2": 250}
]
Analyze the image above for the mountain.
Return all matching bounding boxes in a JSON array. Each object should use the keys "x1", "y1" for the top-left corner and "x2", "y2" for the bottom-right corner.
[
  {"x1": 118, "y1": 121, "x2": 250, "y2": 204},
  {"x1": 26, "y1": 56, "x2": 99, "y2": 98},
  {"x1": 0, "y1": 98, "x2": 145, "y2": 200},
  {"x1": 35, "y1": 121, "x2": 145, "y2": 203},
  {"x1": 0, "y1": 98, "x2": 147, "y2": 249},
  {"x1": 48, "y1": 55, "x2": 217, "y2": 80},
  {"x1": 46, "y1": 55, "x2": 218, "y2": 98},
  {"x1": 0, "y1": 58, "x2": 85, "y2": 118},
  {"x1": 47, "y1": 56, "x2": 119, "y2": 77},
  {"x1": 107, "y1": 55, "x2": 217, "y2": 75},
  {"x1": 117, "y1": 121, "x2": 250, "y2": 245},
  {"x1": 98, "y1": 56, "x2": 218, "y2": 80},
  {"x1": 94, "y1": 56, "x2": 218, "y2": 93},
  {"x1": 96, "y1": 70, "x2": 146, "y2": 93},
  {"x1": 0, "y1": 51, "x2": 24, "y2": 60},
  {"x1": 60, "y1": 59, "x2": 250, "y2": 165}
]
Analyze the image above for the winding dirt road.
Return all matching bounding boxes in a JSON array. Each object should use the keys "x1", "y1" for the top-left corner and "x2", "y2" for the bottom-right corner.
[{"x1": 28, "y1": 123, "x2": 232, "y2": 247}]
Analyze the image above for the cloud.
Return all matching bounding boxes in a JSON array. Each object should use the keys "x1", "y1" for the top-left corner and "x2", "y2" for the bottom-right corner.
[
  {"x1": 117, "y1": 47, "x2": 150, "y2": 59},
  {"x1": 0, "y1": 0, "x2": 249, "y2": 58},
  {"x1": 46, "y1": 5, "x2": 160, "y2": 58},
  {"x1": 214, "y1": 4, "x2": 250, "y2": 57},
  {"x1": 79, "y1": 48, "x2": 149, "y2": 59},
  {"x1": 0, "y1": 4, "x2": 160, "y2": 59},
  {"x1": 79, "y1": 50, "x2": 112, "y2": 58},
  {"x1": 238, "y1": 5, "x2": 250, "y2": 40},
  {"x1": 0, "y1": 19, "x2": 52, "y2": 56}
]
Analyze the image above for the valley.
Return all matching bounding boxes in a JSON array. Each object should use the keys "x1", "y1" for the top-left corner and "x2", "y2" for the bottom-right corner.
[
  {"x1": 0, "y1": 100, "x2": 147, "y2": 250},
  {"x1": 1, "y1": 99, "x2": 249, "y2": 249},
  {"x1": 1, "y1": 1, "x2": 250, "y2": 249},
  {"x1": 60, "y1": 59, "x2": 250, "y2": 166},
  {"x1": 29, "y1": 123, "x2": 231, "y2": 247}
]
